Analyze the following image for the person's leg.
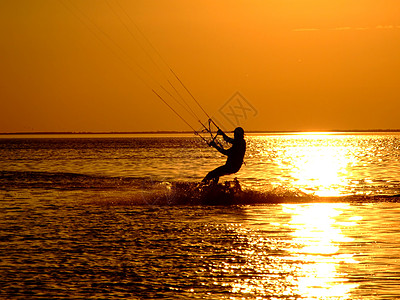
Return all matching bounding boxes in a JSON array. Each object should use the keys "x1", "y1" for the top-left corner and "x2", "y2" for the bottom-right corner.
[{"x1": 202, "y1": 165, "x2": 231, "y2": 184}]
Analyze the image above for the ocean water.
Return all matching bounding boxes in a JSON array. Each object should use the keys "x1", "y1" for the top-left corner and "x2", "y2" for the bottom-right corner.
[{"x1": 1, "y1": 133, "x2": 400, "y2": 299}]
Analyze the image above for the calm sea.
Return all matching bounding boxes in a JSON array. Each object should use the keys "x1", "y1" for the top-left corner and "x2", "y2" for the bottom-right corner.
[{"x1": 1, "y1": 133, "x2": 400, "y2": 299}]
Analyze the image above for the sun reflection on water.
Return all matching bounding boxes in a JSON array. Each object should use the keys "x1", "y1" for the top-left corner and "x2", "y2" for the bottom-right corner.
[
  {"x1": 288, "y1": 135, "x2": 355, "y2": 197},
  {"x1": 257, "y1": 134, "x2": 358, "y2": 197},
  {"x1": 223, "y1": 204, "x2": 360, "y2": 299},
  {"x1": 283, "y1": 204, "x2": 359, "y2": 298},
  {"x1": 291, "y1": 146, "x2": 351, "y2": 196}
]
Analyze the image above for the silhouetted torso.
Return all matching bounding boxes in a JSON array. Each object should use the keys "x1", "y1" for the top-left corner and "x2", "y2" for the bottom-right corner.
[{"x1": 225, "y1": 138, "x2": 246, "y2": 172}]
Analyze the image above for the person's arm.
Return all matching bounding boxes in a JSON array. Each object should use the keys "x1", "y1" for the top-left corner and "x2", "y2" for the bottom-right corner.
[
  {"x1": 209, "y1": 141, "x2": 229, "y2": 156},
  {"x1": 218, "y1": 129, "x2": 234, "y2": 144}
]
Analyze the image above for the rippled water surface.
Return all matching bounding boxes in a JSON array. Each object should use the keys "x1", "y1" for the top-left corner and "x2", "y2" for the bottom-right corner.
[
  {"x1": 1, "y1": 133, "x2": 399, "y2": 196},
  {"x1": 1, "y1": 133, "x2": 400, "y2": 299},
  {"x1": 1, "y1": 198, "x2": 400, "y2": 299}
]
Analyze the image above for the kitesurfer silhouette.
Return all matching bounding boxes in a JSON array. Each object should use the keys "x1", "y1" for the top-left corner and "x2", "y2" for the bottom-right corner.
[{"x1": 202, "y1": 127, "x2": 246, "y2": 184}]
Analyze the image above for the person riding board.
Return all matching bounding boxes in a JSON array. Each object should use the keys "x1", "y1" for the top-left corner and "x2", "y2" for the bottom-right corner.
[{"x1": 202, "y1": 127, "x2": 246, "y2": 184}]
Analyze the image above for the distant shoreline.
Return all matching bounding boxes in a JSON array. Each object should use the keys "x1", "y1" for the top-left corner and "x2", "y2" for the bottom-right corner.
[{"x1": 1, "y1": 129, "x2": 400, "y2": 135}]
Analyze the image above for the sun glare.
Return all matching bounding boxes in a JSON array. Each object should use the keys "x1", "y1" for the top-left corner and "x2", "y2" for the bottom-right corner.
[
  {"x1": 293, "y1": 146, "x2": 350, "y2": 196},
  {"x1": 282, "y1": 134, "x2": 353, "y2": 197}
]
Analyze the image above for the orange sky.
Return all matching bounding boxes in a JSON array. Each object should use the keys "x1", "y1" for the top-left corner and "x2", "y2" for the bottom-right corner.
[{"x1": 1, "y1": 0, "x2": 399, "y2": 133}]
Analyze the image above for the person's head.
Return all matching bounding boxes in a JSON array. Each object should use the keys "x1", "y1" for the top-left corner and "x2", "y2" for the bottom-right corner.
[{"x1": 234, "y1": 127, "x2": 244, "y2": 140}]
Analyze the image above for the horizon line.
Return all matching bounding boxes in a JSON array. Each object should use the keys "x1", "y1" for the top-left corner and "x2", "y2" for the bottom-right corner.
[{"x1": 1, "y1": 129, "x2": 400, "y2": 135}]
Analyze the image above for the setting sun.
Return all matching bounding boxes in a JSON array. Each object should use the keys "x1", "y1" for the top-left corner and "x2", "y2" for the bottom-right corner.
[{"x1": 290, "y1": 136, "x2": 352, "y2": 196}]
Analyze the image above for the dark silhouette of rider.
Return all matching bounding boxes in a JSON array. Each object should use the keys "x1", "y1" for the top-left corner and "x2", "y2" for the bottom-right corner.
[{"x1": 202, "y1": 127, "x2": 246, "y2": 184}]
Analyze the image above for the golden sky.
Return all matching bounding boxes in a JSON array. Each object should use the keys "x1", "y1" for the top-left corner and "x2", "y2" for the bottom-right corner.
[{"x1": 1, "y1": 0, "x2": 399, "y2": 132}]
